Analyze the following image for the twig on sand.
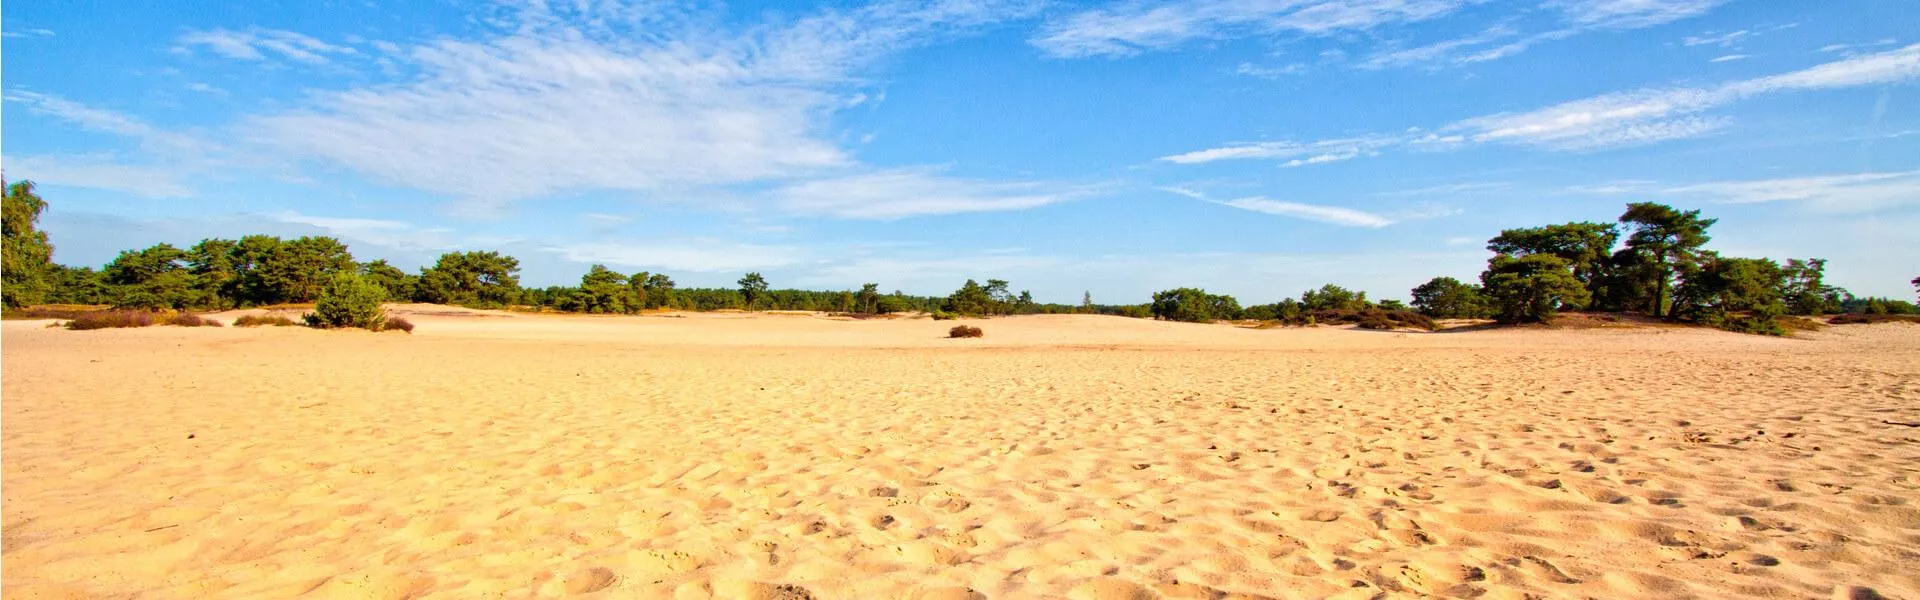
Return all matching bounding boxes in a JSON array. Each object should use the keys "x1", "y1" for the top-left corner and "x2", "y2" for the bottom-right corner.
[
  {"x1": 144, "y1": 524, "x2": 178, "y2": 533},
  {"x1": 1883, "y1": 420, "x2": 1920, "y2": 428}
]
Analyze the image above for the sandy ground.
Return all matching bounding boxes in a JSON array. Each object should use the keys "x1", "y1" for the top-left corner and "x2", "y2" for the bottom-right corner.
[{"x1": 3, "y1": 309, "x2": 1918, "y2": 599}]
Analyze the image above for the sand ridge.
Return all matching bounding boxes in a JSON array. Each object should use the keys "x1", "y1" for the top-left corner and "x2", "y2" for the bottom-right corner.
[{"x1": 3, "y1": 313, "x2": 1918, "y2": 599}]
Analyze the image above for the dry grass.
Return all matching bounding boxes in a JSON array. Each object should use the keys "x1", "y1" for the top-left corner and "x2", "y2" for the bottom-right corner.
[
  {"x1": 1829, "y1": 314, "x2": 1920, "y2": 325},
  {"x1": 384, "y1": 317, "x2": 415, "y2": 333},
  {"x1": 948, "y1": 324, "x2": 983, "y2": 338},
  {"x1": 165, "y1": 313, "x2": 222, "y2": 327},
  {"x1": 65, "y1": 310, "x2": 157, "y2": 330},
  {"x1": 234, "y1": 314, "x2": 302, "y2": 327},
  {"x1": 3, "y1": 305, "x2": 109, "y2": 320}
]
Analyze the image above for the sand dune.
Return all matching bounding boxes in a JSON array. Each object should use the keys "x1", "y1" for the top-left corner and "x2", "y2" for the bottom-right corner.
[{"x1": 4, "y1": 312, "x2": 1918, "y2": 599}]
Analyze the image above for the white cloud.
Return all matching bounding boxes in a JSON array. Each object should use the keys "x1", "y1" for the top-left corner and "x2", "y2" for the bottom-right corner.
[
  {"x1": 2, "y1": 28, "x2": 54, "y2": 38},
  {"x1": 1165, "y1": 187, "x2": 1394, "y2": 227},
  {"x1": 3, "y1": 91, "x2": 207, "y2": 154},
  {"x1": 1371, "y1": 182, "x2": 1510, "y2": 197},
  {"x1": 1030, "y1": 0, "x2": 1468, "y2": 58},
  {"x1": 1235, "y1": 62, "x2": 1309, "y2": 78},
  {"x1": 579, "y1": 213, "x2": 635, "y2": 225},
  {"x1": 1358, "y1": 25, "x2": 1520, "y2": 70},
  {"x1": 176, "y1": 28, "x2": 357, "y2": 65},
  {"x1": 771, "y1": 167, "x2": 1097, "y2": 219},
  {"x1": 545, "y1": 241, "x2": 807, "y2": 272},
  {"x1": 1684, "y1": 29, "x2": 1749, "y2": 47},
  {"x1": 268, "y1": 211, "x2": 455, "y2": 251},
  {"x1": 1710, "y1": 54, "x2": 1749, "y2": 63},
  {"x1": 242, "y1": 1, "x2": 1025, "y2": 208},
  {"x1": 1159, "y1": 136, "x2": 1395, "y2": 164},
  {"x1": 1818, "y1": 38, "x2": 1899, "y2": 57},
  {"x1": 1549, "y1": 0, "x2": 1726, "y2": 29},
  {"x1": 1663, "y1": 170, "x2": 1920, "y2": 213},
  {"x1": 0, "y1": 155, "x2": 194, "y2": 198}
]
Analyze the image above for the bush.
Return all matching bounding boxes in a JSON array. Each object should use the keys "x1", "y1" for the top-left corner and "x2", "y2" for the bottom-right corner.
[
  {"x1": 931, "y1": 310, "x2": 958, "y2": 321},
  {"x1": 65, "y1": 310, "x2": 156, "y2": 330},
  {"x1": 384, "y1": 316, "x2": 414, "y2": 333},
  {"x1": 3, "y1": 305, "x2": 104, "y2": 320},
  {"x1": 308, "y1": 272, "x2": 389, "y2": 330},
  {"x1": 1829, "y1": 314, "x2": 1920, "y2": 325},
  {"x1": 233, "y1": 314, "x2": 301, "y2": 327},
  {"x1": 165, "y1": 312, "x2": 222, "y2": 327},
  {"x1": 948, "y1": 325, "x2": 983, "y2": 338}
]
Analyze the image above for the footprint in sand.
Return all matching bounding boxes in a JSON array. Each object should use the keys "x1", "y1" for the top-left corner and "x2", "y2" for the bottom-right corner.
[{"x1": 561, "y1": 567, "x2": 617, "y2": 594}]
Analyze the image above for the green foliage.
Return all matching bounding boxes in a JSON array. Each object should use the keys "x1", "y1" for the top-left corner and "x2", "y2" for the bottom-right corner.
[
  {"x1": 931, "y1": 310, "x2": 958, "y2": 320},
  {"x1": 1675, "y1": 255, "x2": 1787, "y2": 335},
  {"x1": 738, "y1": 272, "x2": 769, "y2": 310},
  {"x1": 1618, "y1": 202, "x2": 1717, "y2": 318},
  {"x1": 947, "y1": 279, "x2": 993, "y2": 316},
  {"x1": 1150, "y1": 288, "x2": 1240, "y2": 323},
  {"x1": 1301, "y1": 284, "x2": 1368, "y2": 312},
  {"x1": 856, "y1": 283, "x2": 881, "y2": 314},
  {"x1": 3, "y1": 181, "x2": 56, "y2": 308},
  {"x1": 46, "y1": 265, "x2": 109, "y2": 304},
  {"x1": 565, "y1": 264, "x2": 636, "y2": 314},
  {"x1": 1410, "y1": 276, "x2": 1490, "y2": 318},
  {"x1": 1843, "y1": 297, "x2": 1919, "y2": 315},
  {"x1": 1481, "y1": 254, "x2": 1591, "y2": 324},
  {"x1": 417, "y1": 251, "x2": 520, "y2": 308},
  {"x1": 307, "y1": 272, "x2": 389, "y2": 330},
  {"x1": 234, "y1": 314, "x2": 301, "y2": 327},
  {"x1": 103, "y1": 244, "x2": 201, "y2": 310},
  {"x1": 1779, "y1": 258, "x2": 1849, "y2": 316},
  {"x1": 1487, "y1": 222, "x2": 1618, "y2": 307},
  {"x1": 361, "y1": 259, "x2": 418, "y2": 303}
]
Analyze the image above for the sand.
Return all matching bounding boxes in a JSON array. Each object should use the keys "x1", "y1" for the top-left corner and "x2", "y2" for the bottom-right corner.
[{"x1": 4, "y1": 308, "x2": 1918, "y2": 599}]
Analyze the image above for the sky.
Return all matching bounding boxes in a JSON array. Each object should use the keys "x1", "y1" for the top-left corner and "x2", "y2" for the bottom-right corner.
[{"x1": 3, "y1": 0, "x2": 1917, "y2": 304}]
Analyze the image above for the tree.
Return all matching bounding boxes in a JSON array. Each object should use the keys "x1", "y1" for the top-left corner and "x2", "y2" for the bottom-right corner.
[
  {"x1": 1912, "y1": 275, "x2": 1919, "y2": 302},
  {"x1": 1487, "y1": 222, "x2": 1617, "y2": 306},
  {"x1": 1301, "y1": 284, "x2": 1368, "y2": 311},
  {"x1": 46, "y1": 265, "x2": 108, "y2": 304},
  {"x1": 1779, "y1": 258, "x2": 1848, "y2": 316},
  {"x1": 361, "y1": 259, "x2": 418, "y2": 302},
  {"x1": 1082, "y1": 291, "x2": 1093, "y2": 314},
  {"x1": 417, "y1": 251, "x2": 521, "y2": 307},
  {"x1": 1618, "y1": 202, "x2": 1716, "y2": 318},
  {"x1": 2, "y1": 180, "x2": 55, "y2": 308},
  {"x1": 985, "y1": 279, "x2": 1012, "y2": 315},
  {"x1": 1410, "y1": 276, "x2": 1489, "y2": 318},
  {"x1": 856, "y1": 283, "x2": 881, "y2": 314},
  {"x1": 1150, "y1": 288, "x2": 1239, "y2": 323},
  {"x1": 307, "y1": 272, "x2": 389, "y2": 330},
  {"x1": 1674, "y1": 255, "x2": 1786, "y2": 334},
  {"x1": 186, "y1": 238, "x2": 241, "y2": 308},
  {"x1": 103, "y1": 244, "x2": 199, "y2": 309},
  {"x1": 575, "y1": 264, "x2": 631, "y2": 314},
  {"x1": 946, "y1": 279, "x2": 993, "y2": 316},
  {"x1": 737, "y1": 272, "x2": 769, "y2": 310},
  {"x1": 1481, "y1": 254, "x2": 1590, "y2": 324}
]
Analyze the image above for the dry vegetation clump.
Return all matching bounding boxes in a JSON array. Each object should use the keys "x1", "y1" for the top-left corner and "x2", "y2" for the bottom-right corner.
[
  {"x1": 384, "y1": 316, "x2": 415, "y2": 333},
  {"x1": 233, "y1": 314, "x2": 302, "y2": 327},
  {"x1": 948, "y1": 324, "x2": 983, "y2": 338},
  {"x1": 1777, "y1": 316, "x2": 1827, "y2": 333},
  {"x1": 1828, "y1": 314, "x2": 1920, "y2": 325},
  {"x1": 2, "y1": 305, "x2": 107, "y2": 320},
  {"x1": 1260, "y1": 309, "x2": 1438, "y2": 331},
  {"x1": 164, "y1": 312, "x2": 222, "y2": 327},
  {"x1": 65, "y1": 310, "x2": 157, "y2": 330}
]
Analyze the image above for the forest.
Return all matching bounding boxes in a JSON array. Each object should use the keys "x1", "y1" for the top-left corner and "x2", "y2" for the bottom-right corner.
[{"x1": 5, "y1": 180, "x2": 1917, "y2": 335}]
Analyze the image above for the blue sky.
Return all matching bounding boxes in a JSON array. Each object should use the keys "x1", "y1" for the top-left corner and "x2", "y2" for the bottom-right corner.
[{"x1": 4, "y1": 0, "x2": 1916, "y2": 303}]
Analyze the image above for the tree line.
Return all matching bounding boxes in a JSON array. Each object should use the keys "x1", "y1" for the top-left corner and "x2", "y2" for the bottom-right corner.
[{"x1": 5, "y1": 181, "x2": 1915, "y2": 333}]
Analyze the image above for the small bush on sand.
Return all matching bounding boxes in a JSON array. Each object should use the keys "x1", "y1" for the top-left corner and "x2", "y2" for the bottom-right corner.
[
  {"x1": 1829, "y1": 314, "x2": 1920, "y2": 325},
  {"x1": 234, "y1": 314, "x2": 301, "y2": 327},
  {"x1": 931, "y1": 310, "x2": 958, "y2": 321},
  {"x1": 307, "y1": 272, "x2": 388, "y2": 331},
  {"x1": 164, "y1": 312, "x2": 221, "y2": 327},
  {"x1": 384, "y1": 316, "x2": 414, "y2": 333},
  {"x1": 949, "y1": 325, "x2": 983, "y2": 338},
  {"x1": 66, "y1": 310, "x2": 156, "y2": 330}
]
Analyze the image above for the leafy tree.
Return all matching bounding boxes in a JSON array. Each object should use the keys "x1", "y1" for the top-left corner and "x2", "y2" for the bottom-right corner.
[
  {"x1": 574, "y1": 264, "x2": 632, "y2": 313},
  {"x1": 46, "y1": 265, "x2": 108, "y2": 304},
  {"x1": 1481, "y1": 254, "x2": 1590, "y2": 324},
  {"x1": 1301, "y1": 284, "x2": 1368, "y2": 311},
  {"x1": 103, "y1": 244, "x2": 199, "y2": 309},
  {"x1": 1410, "y1": 276, "x2": 1489, "y2": 318},
  {"x1": 186, "y1": 238, "x2": 240, "y2": 308},
  {"x1": 1487, "y1": 222, "x2": 1618, "y2": 304},
  {"x1": 1779, "y1": 258, "x2": 1848, "y2": 316},
  {"x1": 737, "y1": 272, "x2": 769, "y2": 310},
  {"x1": 1016, "y1": 290, "x2": 1035, "y2": 314},
  {"x1": 1376, "y1": 299, "x2": 1408, "y2": 312},
  {"x1": 1618, "y1": 202, "x2": 1716, "y2": 318},
  {"x1": 361, "y1": 259, "x2": 418, "y2": 302},
  {"x1": 418, "y1": 251, "x2": 521, "y2": 308},
  {"x1": 947, "y1": 279, "x2": 993, "y2": 316},
  {"x1": 985, "y1": 279, "x2": 1012, "y2": 315},
  {"x1": 307, "y1": 272, "x2": 388, "y2": 330},
  {"x1": 2, "y1": 180, "x2": 55, "y2": 308},
  {"x1": 1082, "y1": 291, "x2": 1093, "y2": 314},
  {"x1": 1674, "y1": 255, "x2": 1787, "y2": 334},
  {"x1": 1150, "y1": 288, "x2": 1240, "y2": 323},
  {"x1": 856, "y1": 283, "x2": 881, "y2": 314}
]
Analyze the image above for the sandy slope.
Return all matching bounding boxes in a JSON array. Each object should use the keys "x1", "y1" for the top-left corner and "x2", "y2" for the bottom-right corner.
[{"x1": 3, "y1": 311, "x2": 1918, "y2": 599}]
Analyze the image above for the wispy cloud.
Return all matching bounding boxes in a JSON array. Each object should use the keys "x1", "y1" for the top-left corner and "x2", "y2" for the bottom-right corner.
[
  {"x1": 1818, "y1": 38, "x2": 1899, "y2": 57},
  {"x1": 1354, "y1": 0, "x2": 1730, "y2": 70},
  {"x1": 176, "y1": 28, "x2": 357, "y2": 65},
  {"x1": 3, "y1": 91, "x2": 207, "y2": 154},
  {"x1": 269, "y1": 211, "x2": 456, "y2": 251},
  {"x1": 2, "y1": 28, "x2": 54, "y2": 39},
  {"x1": 1359, "y1": 25, "x2": 1520, "y2": 70},
  {"x1": 0, "y1": 155, "x2": 194, "y2": 198},
  {"x1": 242, "y1": 0, "x2": 1029, "y2": 210},
  {"x1": 772, "y1": 168, "x2": 1098, "y2": 219},
  {"x1": 1235, "y1": 62, "x2": 1309, "y2": 79},
  {"x1": 1684, "y1": 29, "x2": 1749, "y2": 47},
  {"x1": 1030, "y1": 0, "x2": 1468, "y2": 59},
  {"x1": 1710, "y1": 54, "x2": 1749, "y2": 63},
  {"x1": 1664, "y1": 170, "x2": 1920, "y2": 213},
  {"x1": 1166, "y1": 43, "x2": 1920, "y2": 161},
  {"x1": 1164, "y1": 187, "x2": 1394, "y2": 228},
  {"x1": 1549, "y1": 0, "x2": 1726, "y2": 29}
]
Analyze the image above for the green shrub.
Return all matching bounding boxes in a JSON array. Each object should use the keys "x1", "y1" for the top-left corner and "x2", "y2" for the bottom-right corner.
[
  {"x1": 307, "y1": 272, "x2": 388, "y2": 330},
  {"x1": 931, "y1": 310, "x2": 957, "y2": 321},
  {"x1": 234, "y1": 314, "x2": 301, "y2": 327},
  {"x1": 1829, "y1": 314, "x2": 1920, "y2": 325},
  {"x1": 948, "y1": 325, "x2": 983, "y2": 338}
]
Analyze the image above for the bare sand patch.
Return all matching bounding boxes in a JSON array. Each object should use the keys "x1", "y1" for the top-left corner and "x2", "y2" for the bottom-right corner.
[{"x1": 4, "y1": 313, "x2": 1917, "y2": 598}]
